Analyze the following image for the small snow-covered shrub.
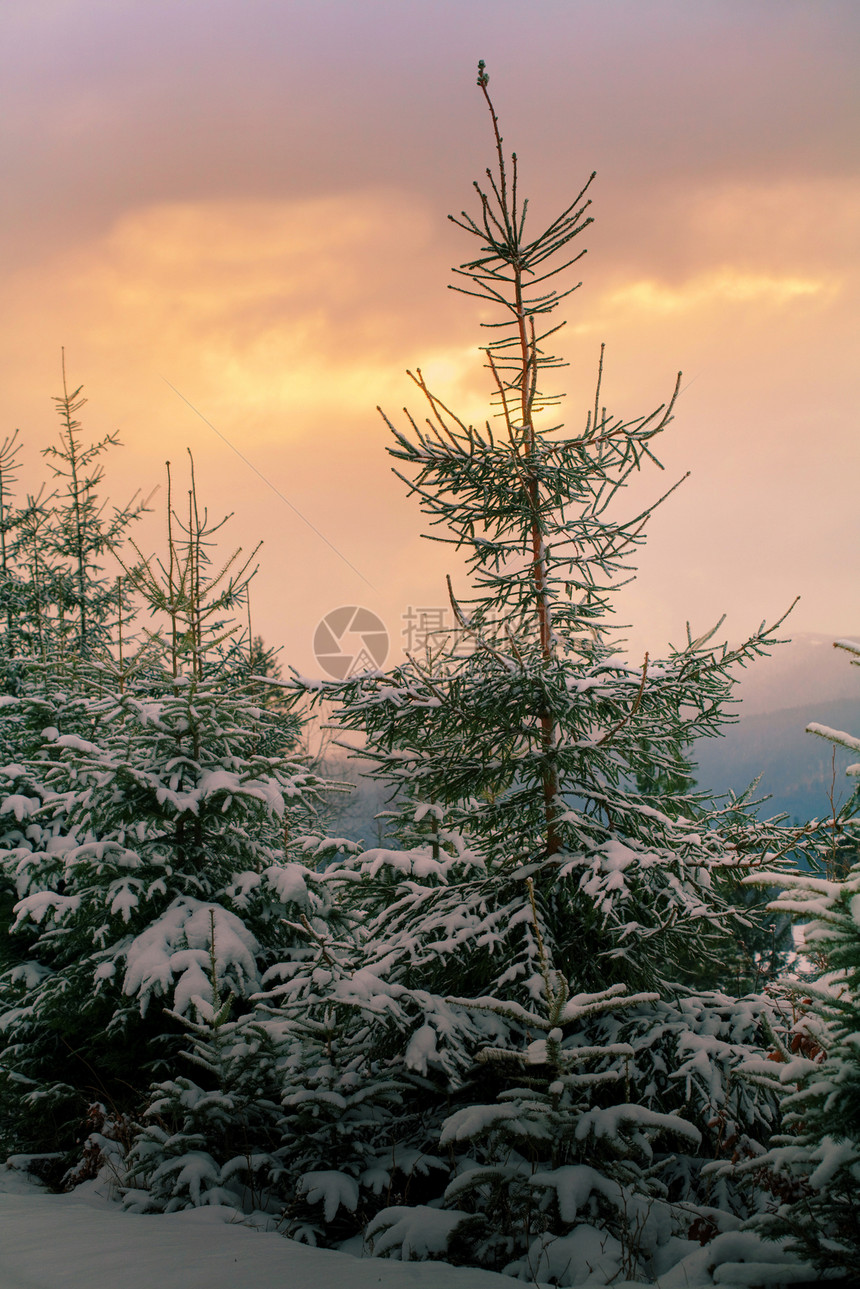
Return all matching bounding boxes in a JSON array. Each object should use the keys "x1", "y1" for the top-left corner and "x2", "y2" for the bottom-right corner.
[
  {"x1": 589, "y1": 988, "x2": 787, "y2": 1214},
  {"x1": 62, "y1": 1102, "x2": 135, "y2": 1196},
  {"x1": 264, "y1": 907, "x2": 450, "y2": 1245},
  {"x1": 510, "y1": 1225, "x2": 625, "y2": 1288},
  {"x1": 125, "y1": 985, "x2": 288, "y2": 1216},
  {"x1": 367, "y1": 1205, "x2": 471, "y2": 1262}
]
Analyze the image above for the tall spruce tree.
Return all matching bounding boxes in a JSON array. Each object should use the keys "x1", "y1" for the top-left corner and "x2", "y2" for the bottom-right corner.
[
  {"x1": 313, "y1": 62, "x2": 798, "y2": 989},
  {"x1": 271, "y1": 64, "x2": 808, "y2": 1272}
]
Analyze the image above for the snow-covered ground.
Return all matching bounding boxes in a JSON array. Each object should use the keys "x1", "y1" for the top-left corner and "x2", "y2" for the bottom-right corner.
[
  {"x1": 0, "y1": 1166, "x2": 817, "y2": 1289},
  {"x1": 0, "y1": 1167, "x2": 521, "y2": 1289}
]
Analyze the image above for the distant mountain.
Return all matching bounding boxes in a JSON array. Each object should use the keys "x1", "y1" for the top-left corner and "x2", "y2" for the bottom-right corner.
[
  {"x1": 692, "y1": 633, "x2": 860, "y2": 821},
  {"x1": 718, "y1": 631, "x2": 859, "y2": 717},
  {"x1": 693, "y1": 697, "x2": 860, "y2": 822}
]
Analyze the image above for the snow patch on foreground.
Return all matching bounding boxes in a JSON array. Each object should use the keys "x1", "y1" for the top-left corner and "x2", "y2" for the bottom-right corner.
[
  {"x1": 0, "y1": 1169, "x2": 815, "y2": 1289},
  {"x1": 0, "y1": 1171, "x2": 510, "y2": 1289}
]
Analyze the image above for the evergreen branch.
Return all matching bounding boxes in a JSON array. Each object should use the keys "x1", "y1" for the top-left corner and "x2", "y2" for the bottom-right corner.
[{"x1": 596, "y1": 654, "x2": 649, "y2": 747}]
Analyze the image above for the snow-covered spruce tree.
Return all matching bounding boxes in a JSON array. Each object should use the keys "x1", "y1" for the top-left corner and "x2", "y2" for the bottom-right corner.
[
  {"x1": 734, "y1": 639, "x2": 860, "y2": 1280},
  {"x1": 0, "y1": 368, "x2": 148, "y2": 888},
  {"x1": 0, "y1": 458, "x2": 347, "y2": 1165},
  {"x1": 260, "y1": 907, "x2": 438, "y2": 1245},
  {"x1": 121, "y1": 910, "x2": 289, "y2": 1214},
  {"x1": 0, "y1": 377, "x2": 151, "y2": 1157},
  {"x1": 368, "y1": 879, "x2": 705, "y2": 1282},
  {"x1": 280, "y1": 65, "x2": 807, "y2": 1269}
]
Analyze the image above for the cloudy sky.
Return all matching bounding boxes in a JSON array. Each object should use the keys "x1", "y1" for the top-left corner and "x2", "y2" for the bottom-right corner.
[{"x1": 1, "y1": 0, "x2": 857, "y2": 674}]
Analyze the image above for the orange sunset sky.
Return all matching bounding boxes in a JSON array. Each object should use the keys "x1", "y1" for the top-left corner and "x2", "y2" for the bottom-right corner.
[{"x1": 1, "y1": 1, "x2": 858, "y2": 676}]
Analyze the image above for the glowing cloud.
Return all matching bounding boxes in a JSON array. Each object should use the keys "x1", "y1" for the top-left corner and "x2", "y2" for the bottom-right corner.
[{"x1": 606, "y1": 270, "x2": 837, "y2": 316}]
